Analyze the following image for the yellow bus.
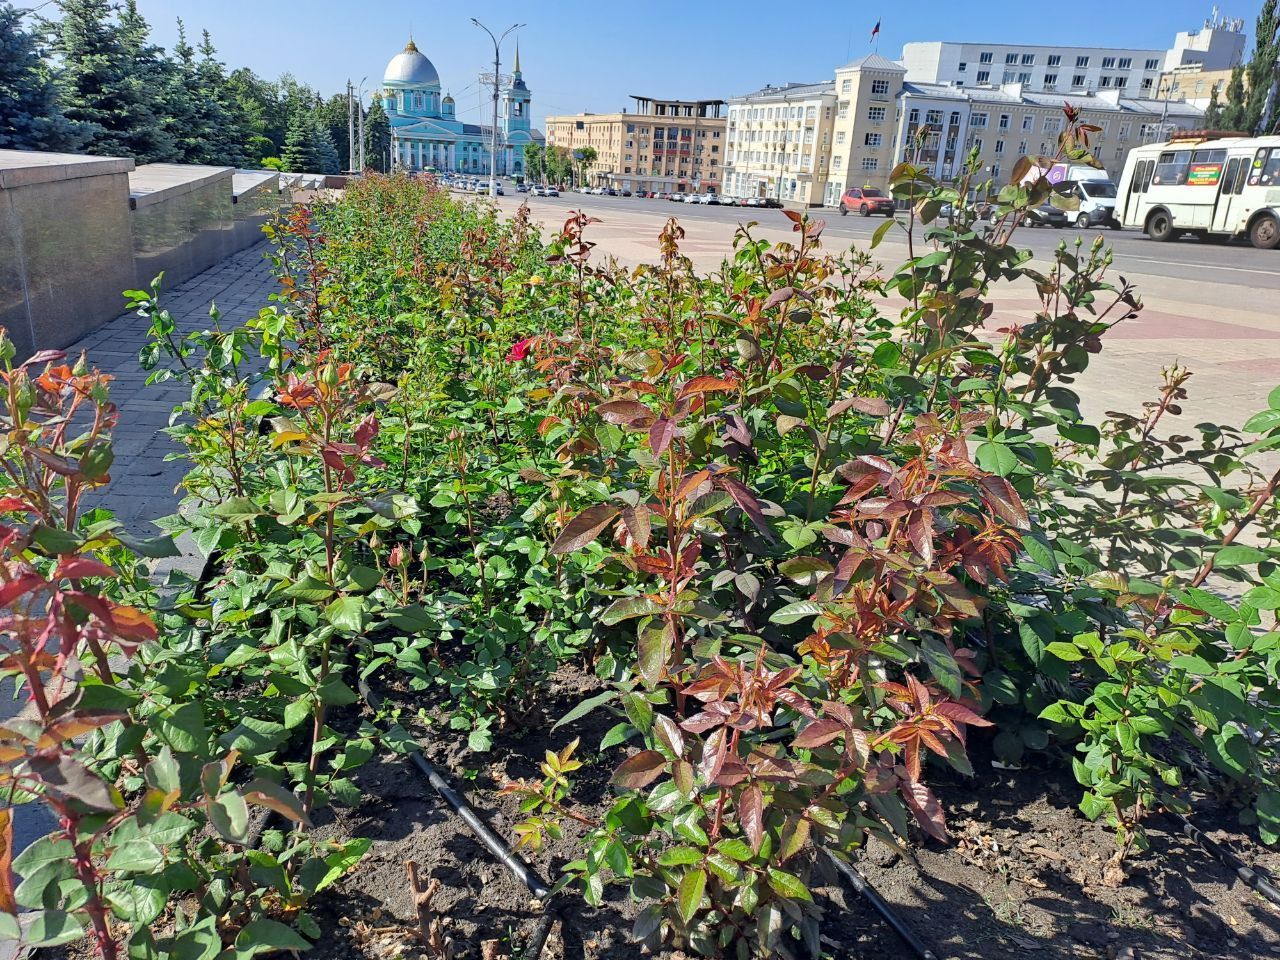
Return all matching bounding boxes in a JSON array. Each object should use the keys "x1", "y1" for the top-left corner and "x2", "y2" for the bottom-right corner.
[{"x1": 1115, "y1": 133, "x2": 1280, "y2": 249}]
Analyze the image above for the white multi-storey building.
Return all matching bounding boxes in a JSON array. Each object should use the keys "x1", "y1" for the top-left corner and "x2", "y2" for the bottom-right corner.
[
  {"x1": 722, "y1": 82, "x2": 837, "y2": 204},
  {"x1": 900, "y1": 17, "x2": 1245, "y2": 100}
]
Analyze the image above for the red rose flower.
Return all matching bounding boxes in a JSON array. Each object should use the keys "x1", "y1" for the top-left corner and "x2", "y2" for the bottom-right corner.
[{"x1": 507, "y1": 337, "x2": 535, "y2": 362}]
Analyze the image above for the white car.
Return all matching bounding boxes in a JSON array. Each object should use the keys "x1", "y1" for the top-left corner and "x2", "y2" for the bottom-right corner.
[{"x1": 681, "y1": 193, "x2": 699, "y2": 203}]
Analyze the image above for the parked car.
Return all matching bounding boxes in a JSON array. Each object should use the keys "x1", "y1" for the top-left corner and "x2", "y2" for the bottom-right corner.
[
  {"x1": 621, "y1": 189, "x2": 632, "y2": 197},
  {"x1": 604, "y1": 187, "x2": 618, "y2": 196},
  {"x1": 681, "y1": 193, "x2": 700, "y2": 203},
  {"x1": 1022, "y1": 199, "x2": 1067, "y2": 228},
  {"x1": 759, "y1": 197, "x2": 782, "y2": 208},
  {"x1": 840, "y1": 187, "x2": 894, "y2": 217}
]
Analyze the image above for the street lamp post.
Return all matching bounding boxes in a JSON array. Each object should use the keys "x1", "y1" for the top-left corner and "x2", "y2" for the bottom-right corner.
[
  {"x1": 356, "y1": 76, "x2": 368, "y2": 172},
  {"x1": 471, "y1": 18, "x2": 524, "y2": 198}
]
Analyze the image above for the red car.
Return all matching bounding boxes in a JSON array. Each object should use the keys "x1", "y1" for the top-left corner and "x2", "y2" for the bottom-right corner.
[{"x1": 840, "y1": 187, "x2": 895, "y2": 217}]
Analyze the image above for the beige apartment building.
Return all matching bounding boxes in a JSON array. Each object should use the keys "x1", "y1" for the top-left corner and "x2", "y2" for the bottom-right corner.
[
  {"x1": 544, "y1": 96, "x2": 726, "y2": 194},
  {"x1": 1157, "y1": 65, "x2": 1238, "y2": 109},
  {"x1": 725, "y1": 54, "x2": 1205, "y2": 207},
  {"x1": 722, "y1": 82, "x2": 837, "y2": 204}
]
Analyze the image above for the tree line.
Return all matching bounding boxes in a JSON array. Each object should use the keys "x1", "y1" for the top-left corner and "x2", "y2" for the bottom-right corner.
[
  {"x1": 0, "y1": 0, "x2": 392, "y2": 173},
  {"x1": 1204, "y1": 0, "x2": 1279, "y2": 136}
]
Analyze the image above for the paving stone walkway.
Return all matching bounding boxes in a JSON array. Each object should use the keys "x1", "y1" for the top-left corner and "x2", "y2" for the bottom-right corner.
[
  {"x1": 73, "y1": 241, "x2": 280, "y2": 538},
  {"x1": 0, "y1": 242, "x2": 281, "y2": 869}
]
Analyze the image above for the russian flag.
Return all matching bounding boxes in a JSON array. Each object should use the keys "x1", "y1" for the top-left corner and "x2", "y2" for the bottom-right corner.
[{"x1": 871, "y1": 19, "x2": 881, "y2": 41}]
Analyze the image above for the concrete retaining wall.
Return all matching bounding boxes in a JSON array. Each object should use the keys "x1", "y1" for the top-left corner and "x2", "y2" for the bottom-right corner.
[
  {"x1": 0, "y1": 150, "x2": 292, "y2": 360},
  {"x1": 0, "y1": 151, "x2": 138, "y2": 359}
]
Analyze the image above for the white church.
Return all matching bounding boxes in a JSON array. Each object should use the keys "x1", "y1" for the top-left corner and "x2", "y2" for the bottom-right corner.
[{"x1": 381, "y1": 38, "x2": 544, "y2": 176}]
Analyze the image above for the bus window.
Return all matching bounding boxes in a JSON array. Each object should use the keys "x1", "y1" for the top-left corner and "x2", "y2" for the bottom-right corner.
[
  {"x1": 1191, "y1": 149, "x2": 1228, "y2": 163},
  {"x1": 1251, "y1": 148, "x2": 1269, "y2": 186},
  {"x1": 1153, "y1": 150, "x2": 1191, "y2": 186},
  {"x1": 1263, "y1": 148, "x2": 1280, "y2": 185},
  {"x1": 1140, "y1": 158, "x2": 1155, "y2": 192},
  {"x1": 1235, "y1": 156, "x2": 1250, "y2": 194},
  {"x1": 1221, "y1": 158, "x2": 1241, "y2": 194}
]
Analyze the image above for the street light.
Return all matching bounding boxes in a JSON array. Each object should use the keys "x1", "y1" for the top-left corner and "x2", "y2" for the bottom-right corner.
[
  {"x1": 356, "y1": 76, "x2": 368, "y2": 172},
  {"x1": 471, "y1": 18, "x2": 524, "y2": 199}
]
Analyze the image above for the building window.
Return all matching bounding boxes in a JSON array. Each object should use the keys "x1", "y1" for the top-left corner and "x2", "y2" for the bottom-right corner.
[
  {"x1": 979, "y1": 51, "x2": 993, "y2": 64},
  {"x1": 926, "y1": 109, "x2": 942, "y2": 124},
  {"x1": 1141, "y1": 77, "x2": 1153, "y2": 91},
  {"x1": 1044, "y1": 74, "x2": 1057, "y2": 90},
  {"x1": 1005, "y1": 53, "x2": 1019, "y2": 64},
  {"x1": 958, "y1": 61, "x2": 967, "y2": 72},
  {"x1": 861, "y1": 156, "x2": 878, "y2": 171},
  {"x1": 865, "y1": 132, "x2": 882, "y2": 147},
  {"x1": 1021, "y1": 53, "x2": 1034, "y2": 65},
  {"x1": 1118, "y1": 122, "x2": 1131, "y2": 141},
  {"x1": 1018, "y1": 72, "x2": 1031, "y2": 83},
  {"x1": 994, "y1": 139, "x2": 1005, "y2": 154},
  {"x1": 1100, "y1": 76, "x2": 1112, "y2": 88},
  {"x1": 841, "y1": 78, "x2": 852, "y2": 92},
  {"x1": 1118, "y1": 57, "x2": 1132, "y2": 69},
  {"x1": 1018, "y1": 140, "x2": 1027, "y2": 154},
  {"x1": 837, "y1": 102, "x2": 849, "y2": 119},
  {"x1": 868, "y1": 106, "x2": 886, "y2": 122},
  {"x1": 976, "y1": 70, "x2": 990, "y2": 83},
  {"x1": 1047, "y1": 54, "x2": 1061, "y2": 66},
  {"x1": 970, "y1": 136, "x2": 983, "y2": 151},
  {"x1": 1072, "y1": 74, "x2": 1086, "y2": 88},
  {"x1": 1043, "y1": 116, "x2": 1062, "y2": 133},
  {"x1": 970, "y1": 112, "x2": 988, "y2": 128},
  {"x1": 1145, "y1": 57, "x2": 1160, "y2": 70},
  {"x1": 999, "y1": 114, "x2": 1010, "y2": 130},
  {"x1": 836, "y1": 131, "x2": 846, "y2": 144},
  {"x1": 1115, "y1": 77, "x2": 1127, "y2": 88},
  {"x1": 833, "y1": 156, "x2": 843, "y2": 169},
  {"x1": 871, "y1": 79, "x2": 890, "y2": 96},
  {"x1": 950, "y1": 111, "x2": 961, "y2": 126},
  {"x1": 990, "y1": 163, "x2": 1000, "y2": 177},
  {"x1": 908, "y1": 108, "x2": 920, "y2": 123},
  {"x1": 1102, "y1": 56, "x2": 1116, "y2": 69},
  {"x1": 1076, "y1": 55, "x2": 1090, "y2": 67}
]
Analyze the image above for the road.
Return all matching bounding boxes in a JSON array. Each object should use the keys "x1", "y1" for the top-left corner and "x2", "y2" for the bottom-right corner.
[
  {"x1": 502, "y1": 190, "x2": 1280, "y2": 290},
  {"x1": 487, "y1": 187, "x2": 1280, "y2": 436}
]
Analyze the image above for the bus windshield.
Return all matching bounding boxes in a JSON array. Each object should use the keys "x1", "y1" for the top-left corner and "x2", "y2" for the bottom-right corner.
[{"x1": 1080, "y1": 180, "x2": 1117, "y2": 199}]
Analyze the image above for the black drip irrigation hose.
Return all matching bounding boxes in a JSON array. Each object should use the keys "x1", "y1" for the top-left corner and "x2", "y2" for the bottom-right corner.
[
  {"x1": 356, "y1": 676, "x2": 563, "y2": 951},
  {"x1": 1167, "y1": 810, "x2": 1280, "y2": 908},
  {"x1": 826, "y1": 852, "x2": 940, "y2": 960}
]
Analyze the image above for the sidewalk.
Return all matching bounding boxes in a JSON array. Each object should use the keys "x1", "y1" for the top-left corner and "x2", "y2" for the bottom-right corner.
[
  {"x1": 74, "y1": 241, "x2": 279, "y2": 535},
  {"x1": 1, "y1": 241, "x2": 281, "y2": 865}
]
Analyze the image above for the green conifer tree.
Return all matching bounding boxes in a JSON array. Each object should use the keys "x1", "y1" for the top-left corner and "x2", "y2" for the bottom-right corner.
[
  {"x1": 363, "y1": 98, "x2": 391, "y2": 172},
  {"x1": 0, "y1": 2, "x2": 92, "y2": 150},
  {"x1": 49, "y1": 0, "x2": 176, "y2": 161}
]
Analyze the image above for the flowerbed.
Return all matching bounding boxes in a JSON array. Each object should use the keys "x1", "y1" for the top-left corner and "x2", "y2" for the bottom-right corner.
[{"x1": 4, "y1": 113, "x2": 1280, "y2": 958}]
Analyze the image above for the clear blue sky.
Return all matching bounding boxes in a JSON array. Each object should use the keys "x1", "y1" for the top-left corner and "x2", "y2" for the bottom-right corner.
[{"x1": 130, "y1": 0, "x2": 1262, "y2": 127}]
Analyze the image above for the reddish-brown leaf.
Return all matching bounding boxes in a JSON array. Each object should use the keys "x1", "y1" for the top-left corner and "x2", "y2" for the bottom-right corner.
[
  {"x1": 978, "y1": 476, "x2": 1030, "y2": 530},
  {"x1": 598, "y1": 399, "x2": 655, "y2": 428},
  {"x1": 0, "y1": 810, "x2": 15, "y2": 914},
  {"x1": 550, "y1": 504, "x2": 620, "y2": 556},
  {"x1": 677, "y1": 376, "x2": 738, "y2": 400},
  {"x1": 621, "y1": 505, "x2": 652, "y2": 549},
  {"x1": 901, "y1": 779, "x2": 948, "y2": 843},
  {"x1": 649, "y1": 418, "x2": 677, "y2": 455},
  {"x1": 716, "y1": 475, "x2": 777, "y2": 543},
  {"x1": 611, "y1": 750, "x2": 668, "y2": 790},
  {"x1": 827, "y1": 396, "x2": 890, "y2": 419},
  {"x1": 933, "y1": 701, "x2": 994, "y2": 728},
  {"x1": 792, "y1": 718, "x2": 844, "y2": 749},
  {"x1": 740, "y1": 782, "x2": 764, "y2": 852},
  {"x1": 54, "y1": 556, "x2": 118, "y2": 582}
]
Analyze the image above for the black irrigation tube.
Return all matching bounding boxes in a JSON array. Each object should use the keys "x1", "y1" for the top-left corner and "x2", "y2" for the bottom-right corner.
[
  {"x1": 356, "y1": 676, "x2": 564, "y2": 949},
  {"x1": 826, "y1": 852, "x2": 940, "y2": 960},
  {"x1": 1167, "y1": 810, "x2": 1280, "y2": 908}
]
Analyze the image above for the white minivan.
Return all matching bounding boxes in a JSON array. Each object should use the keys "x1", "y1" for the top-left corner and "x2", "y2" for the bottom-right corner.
[{"x1": 1046, "y1": 164, "x2": 1121, "y2": 229}]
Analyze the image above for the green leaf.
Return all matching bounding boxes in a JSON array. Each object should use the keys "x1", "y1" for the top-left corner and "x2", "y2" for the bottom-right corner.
[
  {"x1": 601, "y1": 596, "x2": 664, "y2": 625},
  {"x1": 920, "y1": 636, "x2": 961, "y2": 698},
  {"x1": 210, "y1": 497, "x2": 263, "y2": 521},
  {"x1": 770, "y1": 601, "x2": 825, "y2": 625},
  {"x1": 1257, "y1": 791, "x2": 1280, "y2": 845},
  {"x1": 1243, "y1": 408, "x2": 1280, "y2": 434},
  {"x1": 552, "y1": 690, "x2": 617, "y2": 731},
  {"x1": 1213, "y1": 545, "x2": 1268, "y2": 568},
  {"x1": 219, "y1": 717, "x2": 286, "y2": 757},
  {"x1": 210, "y1": 791, "x2": 250, "y2": 843},
  {"x1": 870, "y1": 218, "x2": 895, "y2": 249},
  {"x1": 324, "y1": 596, "x2": 366, "y2": 633},
  {"x1": 766, "y1": 867, "x2": 812, "y2": 901},
  {"x1": 23, "y1": 910, "x2": 83, "y2": 947},
  {"x1": 677, "y1": 868, "x2": 707, "y2": 924},
  {"x1": 716, "y1": 838, "x2": 754, "y2": 862},
  {"x1": 154, "y1": 702, "x2": 209, "y2": 754},
  {"x1": 105, "y1": 839, "x2": 164, "y2": 874},
  {"x1": 974, "y1": 441, "x2": 1018, "y2": 477},
  {"x1": 659, "y1": 846, "x2": 705, "y2": 866},
  {"x1": 234, "y1": 918, "x2": 313, "y2": 954},
  {"x1": 1180, "y1": 587, "x2": 1238, "y2": 622},
  {"x1": 1022, "y1": 531, "x2": 1059, "y2": 574},
  {"x1": 1045, "y1": 641, "x2": 1084, "y2": 662}
]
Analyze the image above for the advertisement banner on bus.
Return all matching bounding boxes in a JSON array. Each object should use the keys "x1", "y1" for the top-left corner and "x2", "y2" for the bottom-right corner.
[{"x1": 1187, "y1": 163, "x2": 1223, "y2": 186}]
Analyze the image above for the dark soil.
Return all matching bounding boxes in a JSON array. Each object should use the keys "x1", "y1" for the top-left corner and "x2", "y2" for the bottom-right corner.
[
  {"x1": 39, "y1": 659, "x2": 1280, "y2": 959},
  {"x1": 297, "y1": 659, "x2": 1280, "y2": 960}
]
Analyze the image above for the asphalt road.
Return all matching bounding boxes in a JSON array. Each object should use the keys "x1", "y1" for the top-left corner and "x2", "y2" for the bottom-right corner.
[{"x1": 505, "y1": 191, "x2": 1280, "y2": 290}]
